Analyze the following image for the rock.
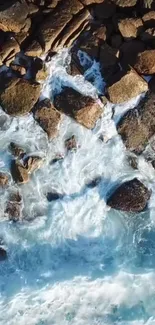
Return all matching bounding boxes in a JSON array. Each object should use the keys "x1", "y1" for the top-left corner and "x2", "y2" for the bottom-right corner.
[
  {"x1": 120, "y1": 40, "x2": 145, "y2": 68},
  {"x1": 0, "y1": 78, "x2": 40, "y2": 116},
  {"x1": 140, "y1": 28, "x2": 155, "y2": 42},
  {"x1": 111, "y1": 0, "x2": 137, "y2": 6},
  {"x1": 107, "y1": 68, "x2": 148, "y2": 104},
  {"x1": 110, "y1": 34, "x2": 122, "y2": 48},
  {"x1": 24, "y1": 156, "x2": 43, "y2": 173},
  {"x1": 99, "y1": 42, "x2": 119, "y2": 80},
  {"x1": 46, "y1": 192, "x2": 63, "y2": 201},
  {"x1": 142, "y1": 11, "x2": 155, "y2": 28},
  {"x1": 8, "y1": 142, "x2": 25, "y2": 158},
  {"x1": 10, "y1": 63, "x2": 26, "y2": 76},
  {"x1": 86, "y1": 176, "x2": 101, "y2": 188},
  {"x1": 0, "y1": 37, "x2": 20, "y2": 66},
  {"x1": 35, "y1": 67, "x2": 48, "y2": 82},
  {"x1": 134, "y1": 50, "x2": 155, "y2": 75},
  {"x1": 0, "y1": 172, "x2": 9, "y2": 186},
  {"x1": 25, "y1": 40, "x2": 43, "y2": 57},
  {"x1": 0, "y1": 1, "x2": 29, "y2": 33},
  {"x1": 93, "y1": 1, "x2": 116, "y2": 20},
  {"x1": 50, "y1": 154, "x2": 64, "y2": 164},
  {"x1": 11, "y1": 160, "x2": 29, "y2": 184},
  {"x1": 34, "y1": 98, "x2": 62, "y2": 138},
  {"x1": 107, "y1": 178, "x2": 151, "y2": 212},
  {"x1": 65, "y1": 136, "x2": 77, "y2": 151},
  {"x1": 80, "y1": 0, "x2": 103, "y2": 4},
  {"x1": 117, "y1": 92, "x2": 155, "y2": 153},
  {"x1": 0, "y1": 247, "x2": 7, "y2": 261},
  {"x1": 128, "y1": 155, "x2": 138, "y2": 169},
  {"x1": 54, "y1": 87, "x2": 102, "y2": 129},
  {"x1": 118, "y1": 18, "x2": 143, "y2": 39},
  {"x1": 149, "y1": 75, "x2": 155, "y2": 92},
  {"x1": 5, "y1": 191, "x2": 22, "y2": 222}
]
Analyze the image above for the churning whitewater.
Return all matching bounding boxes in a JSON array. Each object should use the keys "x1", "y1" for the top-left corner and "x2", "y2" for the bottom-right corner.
[{"x1": 0, "y1": 49, "x2": 155, "y2": 325}]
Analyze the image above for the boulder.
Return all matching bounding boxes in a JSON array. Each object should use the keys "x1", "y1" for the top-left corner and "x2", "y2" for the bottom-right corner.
[
  {"x1": 65, "y1": 135, "x2": 77, "y2": 151},
  {"x1": 0, "y1": 1, "x2": 29, "y2": 33},
  {"x1": 0, "y1": 172, "x2": 9, "y2": 186},
  {"x1": 117, "y1": 92, "x2": 155, "y2": 153},
  {"x1": 8, "y1": 142, "x2": 25, "y2": 158},
  {"x1": 0, "y1": 78, "x2": 40, "y2": 116},
  {"x1": 11, "y1": 160, "x2": 29, "y2": 184},
  {"x1": 54, "y1": 87, "x2": 102, "y2": 129},
  {"x1": 5, "y1": 191, "x2": 22, "y2": 222},
  {"x1": 25, "y1": 40, "x2": 43, "y2": 57},
  {"x1": 142, "y1": 11, "x2": 155, "y2": 28},
  {"x1": 134, "y1": 50, "x2": 155, "y2": 75},
  {"x1": 0, "y1": 37, "x2": 20, "y2": 66},
  {"x1": 24, "y1": 156, "x2": 43, "y2": 173},
  {"x1": 10, "y1": 63, "x2": 26, "y2": 76},
  {"x1": 120, "y1": 40, "x2": 145, "y2": 68},
  {"x1": 118, "y1": 18, "x2": 143, "y2": 39},
  {"x1": 107, "y1": 68, "x2": 148, "y2": 104},
  {"x1": 0, "y1": 247, "x2": 7, "y2": 261},
  {"x1": 34, "y1": 98, "x2": 62, "y2": 138},
  {"x1": 107, "y1": 178, "x2": 151, "y2": 212}
]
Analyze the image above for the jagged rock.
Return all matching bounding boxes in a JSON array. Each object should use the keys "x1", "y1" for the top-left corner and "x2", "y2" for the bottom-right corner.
[
  {"x1": 0, "y1": 1, "x2": 29, "y2": 33},
  {"x1": 120, "y1": 40, "x2": 145, "y2": 68},
  {"x1": 10, "y1": 63, "x2": 26, "y2": 76},
  {"x1": 54, "y1": 87, "x2": 102, "y2": 129},
  {"x1": 65, "y1": 136, "x2": 77, "y2": 151},
  {"x1": 93, "y1": 1, "x2": 116, "y2": 19},
  {"x1": 107, "y1": 68, "x2": 148, "y2": 104},
  {"x1": 118, "y1": 18, "x2": 143, "y2": 39},
  {"x1": 140, "y1": 28, "x2": 155, "y2": 42},
  {"x1": 117, "y1": 92, "x2": 155, "y2": 153},
  {"x1": 24, "y1": 156, "x2": 43, "y2": 173},
  {"x1": 0, "y1": 78, "x2": 40, "y2": 116},
  {"x1": 34, "y1": 98, "x2": 62, "y2": 138},
  {"x1": 25, "y1": 40, "x2": 43, "y2": 57},
  {"x1": 0, "y1": 247, "x2": 7, "y2": 261},
  {"x1": 8, "y1": 142, "x2": 25, "y2": 158},
  {"x1": 0, "y1": 37, "x2": 20, "y2": 66},
  {"x1": 5, "y1": 191, "x2": 22, "y2": 221},
  {"x1": 111, "y1": 0, "x2": 137, "y2": 6},
  {"x1": 80, "y1": 0, "x2": 103, "y2": 4},
  {"x1": 11, "y1": 160, "x2": 29, "y2": 184},
  {"x1": 142, "y1": 11, "x2": 155, "y2": 28},
  {"x1": 134, "y1": 50, "x2": 155, "y2": 75},
  {"x1": 36, "y1": 67, "x2": 48, "y2": 82},
  {"x1": 99, "y1": 42, "x2": 119, "y2": 80},
  {"x1": 107, "y1": 178, "x2": 151, "y2": 212},
  {"x1": 0, "y1": 172, "x2": 9, "y2": 186}
]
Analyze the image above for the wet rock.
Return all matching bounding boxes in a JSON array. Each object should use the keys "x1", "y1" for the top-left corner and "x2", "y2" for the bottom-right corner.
[
  {"x1": 0, "y1": 172, "x2": 9, "y2": 186},
  {"x1": 117, "y1": 92, "x2": 155, "y2": 153},
  {"x1": 25, "y1": 40, "x2": 43, "y2": 57},
  {"x1": 5, "y1": 191, "x2": 22, "y2": 222},
  {"x1": 118, "y1": 18, "x2": 143, "y2": 39},
  {"x1": 54, "y1": 87, "x2": 102, "y2": 129},
  {"x1": 128, "y1": 155, "x2": 138, "y2": 169},
  {"x1": 10, "y1": 63, "x2": 26, "y2": 76},
  {"x1": 34, "y1": 98, "x2": 62, "y2": 138},
  {"x1": 0, "y1": 247, "x2": 7, "y2": 261},
  {"x1": 11, "y1": 160, "x2": 29, "y2": 184},
  {"x1": 111, "y1": 0, "x2": 137, "y2": 6},
  {"x1": 107, "y1": 178, "x2": 151, "y2": 212},
  {"x1": 134, "y1": 50, "x2": 155, "y2": 75},
  {"x1": 24, "y1": 156, "x2": 43, "y2": 173},
  {"x1": 120, "y1": 40, "x2": 145, "y2": 68},
  {"x1": 8, "y1": 142, "x2": 25, "y2": 158},
  {"x1": 107, "y1": 68, "x2": 148, "y2": 104},
  {"x1": 35, "y1": 66, "x2": 48, "y2": 82},
  {"x1": 50, "y1": 154, "x2": 64, "y2": 164},
  {"x1": 0, "y1": 78, "x2": 41, "y2": 116},
  {"x1": 46, "y1": 192, "x2": 63, "y2": 201},
  {"x1": 86, "y1": 176, "x2": 101, "y2": 188},
  {"x1": 142, "y1": 11, "x2": 155, "y2": 28},
  {"x1": 0, "y1": 1, "x2": 29, "y2": 33},
  {"x1": 65, "y1": 136, "x2": 77, "y2": 151}
]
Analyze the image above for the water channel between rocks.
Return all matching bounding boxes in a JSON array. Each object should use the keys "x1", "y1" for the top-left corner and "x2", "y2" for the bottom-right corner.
[{"x1": 0, "y1": 49, "x2": 155, "y2": 325}]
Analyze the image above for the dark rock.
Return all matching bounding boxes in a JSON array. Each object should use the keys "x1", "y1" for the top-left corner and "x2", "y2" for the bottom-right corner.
[
  {"x1": 0, "y1": 247, "x2": 7, "y2": 261},
  {"x1": 0, "y1": 78, "x2": 41, "y2": 116},
  {"x1": 134, "y1": 50, "x2": 155, "y2": 75},
  {"x1": 5, "y1": 191, "x2": 22, "y2": 222},
  {"x1": 50, "y1": 154, "x2": 64, "y2": 164},
  {"x1": 140, "y1": 28, "x2": 155, "y2": 43},
  {"x1": 54, "y1": 87, "x2": 102, "y2": 129},
  {"x1": 110, "y1": 34, "x2": 122, "y2": 48},
  {"x1": 142, "y1": 11, "x2": 155, "y2": 28},
  {"x1": 93, "y1": 1, "x2": 116, "y2": 20},
  {"x1": 11, "y1": 160, "x2": 29, "y2": 184},
  {"x1": 23, "y1": 156, "x2": 43, "y2": 173},
  {"x1": 34, "y1": 98, "x2": 62, "y2": 138},
  {"x1": 86, "y1": 176, "x2": 101, "y2": 188},
  {"x1": 46, "y1": 192, "x2": 63, "y2": 201},
  {"x1": 107, "y1": 178, "x2": 151, "y2": 212},
  {"x1": 65, "y1": 135, "x2": 77, "y2": 151},
  {"x1": 8, "y1": 142, "x2": 25, "y2": 158},
  {"x1": 107, "y1": 68, "x2": 148, "y2": 104},
  {"x1": 120, "y1": 40, "x2": 145, "y2": 68}
]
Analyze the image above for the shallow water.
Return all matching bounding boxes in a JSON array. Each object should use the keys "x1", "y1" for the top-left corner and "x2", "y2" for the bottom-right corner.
[{"x1": 0, "y1": 49, "x2": 155, "y2": 325}]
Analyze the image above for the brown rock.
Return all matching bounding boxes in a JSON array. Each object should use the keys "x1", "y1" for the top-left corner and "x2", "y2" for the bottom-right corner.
[
  {"x1": 80, "y1": 0, "x2": 103, "y2": 4},
  {"x1": 5, "y1": 191, "x2": 22, "y2": 221},
  {"x1": 117, "y1": 92, "x2": 155, "y2": 153},
  {"x1": 118, "y1": 18, "x2": 143, "y2": 39},
  {"x1": 107, "y1": 178, "x2": 151, "y2": 212},
  {"x1": 11, "y1": 160, "x2": 29, "y2": 184},
  {"x1": 0, "y1": 37, "x2": 20, "y2": 66},
  {"x1": 54, "y1": 87, "x2": 102, "y2": 129},
  {"x1": 34, "y1": 98, "x2": 62, "y2": 138},
  {"x1": 0, "y1": 78, "x2": 41, "y2": 116},
  {"x1": 134, "y1": 50, "x2": 155, "y2": 75},
  {"x1": 36, "y1": 67, "x2": 48, "y2": 82},
  {"x1": 111, "y1": 0, "x2": 137, "y2": 6},
  {"x1": 0, "y1": 1, "x2": 29, "y2": 33},
  {"x1": 10, "y1": 63, "x2": 26, "y2": 76},
  {"x1": 24, "y1": 156, "x2": 43, "y2": 173},
  {"x1": 107, "y1": 68, "x2": 148, "y2": 104},
  {"x1": 0, "y1": 247, "x2": 7, "y2": 261},
  {"x1": 140, "y1": 28, "x2": 155, "y2": 42},
  {"x1": 8, "y1": 142, "x2": 25, "y2": 158},
  {"x1": 0, "y1": 172, "x2": 9, "y2": 186},
  {"x1": 25, "y1": 40, "x2": 43, "y2": 57},
  {"x1": 65, "y1": 135, "x2": 77, "y2": 151},
  {"x1": 142, "y1": 11, "x2": 155, "y2": 27}
]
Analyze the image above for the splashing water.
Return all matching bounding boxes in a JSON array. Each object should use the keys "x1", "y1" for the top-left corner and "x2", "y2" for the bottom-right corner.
[{"x1": 0, "y1": 49, "x2": 155, "y2": 325}]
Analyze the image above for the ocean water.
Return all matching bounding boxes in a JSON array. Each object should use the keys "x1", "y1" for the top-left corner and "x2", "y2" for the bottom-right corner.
[{"x1": 0, "y1": 49, "x2": 155, "y2": 325}]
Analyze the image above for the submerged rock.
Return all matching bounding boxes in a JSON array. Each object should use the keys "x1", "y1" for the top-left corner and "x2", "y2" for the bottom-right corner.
[
  {"x1": 54, "y1": 87, "x2": 102, "y2": 129},
  {"x1": 34, "y1": 98, "x2": 62, "y2": 138},
  {"x1": 107, "y1": 178, "x2": 151, "y2": 212},
  {"x1": 65, "y1": 136, "x2": 78, "y2": 151},
  {"x1": 0, "y1": 247, "x2": 7, "y2": 261},
  {"x1": 8, "y1": 142, "x2": 25, "y2": 158},
  {"x1": 0, "y1": 172, "x2": 9, "y2": 186},
  {"x1": 0, "y1": 78, "x2": 41, "y2": 116},
  {"x1": 5, "y1": 191, "x2": 22, "y2": 222}
]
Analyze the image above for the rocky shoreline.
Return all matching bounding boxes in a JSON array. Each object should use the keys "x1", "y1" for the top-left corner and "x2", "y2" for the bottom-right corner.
[{"x1": 0, "y1": 0, "x2": 155, "y2": 260}]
